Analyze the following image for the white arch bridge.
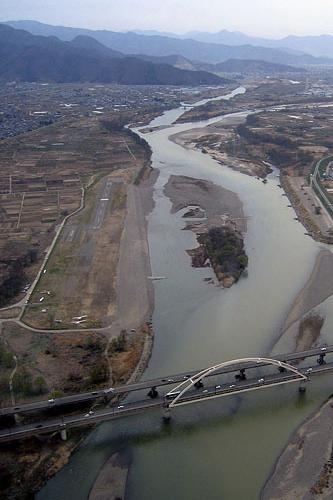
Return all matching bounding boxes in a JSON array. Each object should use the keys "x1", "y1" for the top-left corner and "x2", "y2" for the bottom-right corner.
[
  {"x1": 166, "y1": 357, "x2": 308, "y2": 409},
  {"x1": 1, "y1": 347, "x2": 331, "y2": 443}
]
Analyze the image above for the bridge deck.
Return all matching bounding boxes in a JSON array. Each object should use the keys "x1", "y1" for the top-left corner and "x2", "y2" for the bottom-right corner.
[
  {"x1": 0, "y1": 360, "x2": 332, "y2": 444},
  {"x1": 0, "y1": 345, "x2": 331, "y2": 418}
]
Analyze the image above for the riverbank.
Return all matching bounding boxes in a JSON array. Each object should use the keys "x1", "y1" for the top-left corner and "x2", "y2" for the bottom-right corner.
[
  {"x1": 268, "y1": 248, "x2": 333, "y2": 356},
  {"x1": 170, "y1": 121, "x2": 271, "y2": 178},
  {"x1": 262, "y1": 397, "x2": 333, "y2": 500},
  {"x1": 261, "y1": 248, "x2": 333, "y2": 499},
  {"x1": 0, "y1": 164, "x2": 157, "y2": 499},
  {"x1": 89, "y1": 451, "x2": 131, "y2": 500},
  {"x1": 50, "y1": 168, "x2": 158, "y2": 500},
  {"x1": 282, "y1": 249, "x2": 333, "y2": 335},
  {"x1": 281, "y1": 174, "x2": 333, "y2": 244}
]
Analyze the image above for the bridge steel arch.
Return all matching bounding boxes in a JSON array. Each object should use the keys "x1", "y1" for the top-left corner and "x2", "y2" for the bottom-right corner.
[{"x1": 166, "y1": 357, "x2": 308, "y2": 408}]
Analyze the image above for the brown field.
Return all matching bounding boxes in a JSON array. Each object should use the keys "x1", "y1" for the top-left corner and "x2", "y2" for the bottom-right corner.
[
  {"x1": 22, "y1": 176, "x2": 129, "y2": 329},
  {"x1": 0, "y1": 117, "x2": 147, "y2": 255},
  {"x1": 0, "y1": 115, "x2": 150, "y2": 308},
  {"x1": 0, "y1": 322, "x2": 109, "y2": 407}
]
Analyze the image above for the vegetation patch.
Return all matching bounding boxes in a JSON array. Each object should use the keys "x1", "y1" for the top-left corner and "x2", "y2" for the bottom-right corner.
[{"x1": 188, "y1": 226, "x2": 248, "y2": 288}]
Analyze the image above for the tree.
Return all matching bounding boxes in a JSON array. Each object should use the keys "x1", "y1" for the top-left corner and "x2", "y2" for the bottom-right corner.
[
  {"x1": 34, "y1": 376, "x2": 47, "y2": 395},
  {"x1": 50, "y1": 389, "x2": 64, "y2": 398},
  {"x1": 0, "y1": 345, "x2": 14, "y2": 369},
  {"x1": 110, "y1": 331, "x2": 127, "y2": 354},
  {"x1": 246, "y1": 114, "x2": 260, "y2": 126},
  {"x1": 237, "y1": 255, "x2": 249, "y2": 269},
  {"x1": 13, "y1": 369, "x2": 34, "y2": 396},
  {"x1": 89, "y1": 362, "x2": 109, "y2": 384}
]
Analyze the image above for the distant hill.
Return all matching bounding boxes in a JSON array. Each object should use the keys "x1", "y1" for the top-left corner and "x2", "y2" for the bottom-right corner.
[
  {"x1": 183, "y1": 30, "x2": 301, "y2": 54},
  {"x1": 190, "y1": 30, "x2": 333, "y2": 59},
  {"x1": 186, "y1": 29, "x2": 274, "y2": 46},
  {"x1": 280, "y1": 35, "x2": 333, "y2": 59},
  {"x1": 172, "y1": 29, "x2": 333, "y2": 60},
  {"x1": 0, "y1": 25, "x2": 227, "y2": 85},
  {"x1": 69, "y1": 35, "x2": 123, "y2": 58},
  {"x1": 137, "y1": 55, "x2": 302, "y2": 76},
  {"x1": 133, "y1": 54, "x2": 198, "y2": 71},
  {"x1": 4, "y1": 20, "x2": 333, "y2": 66},
  {"x1": 214, "y1": 59, "x2": 303, "y2": 75}
]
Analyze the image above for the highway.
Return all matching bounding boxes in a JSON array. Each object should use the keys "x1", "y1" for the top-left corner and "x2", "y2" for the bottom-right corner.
[
  {"x1": 0, "y1": 362, "x2": 332, "y2": 443},
  {"x1": 1, "y1": 344, "x2": 331, "y2": 418},
  {"x1": 0, "y1": 346, "x2": 332, "y2": 443},
  {"x1": 311, "y1": 156, "x2": 333, "y2": 215}
]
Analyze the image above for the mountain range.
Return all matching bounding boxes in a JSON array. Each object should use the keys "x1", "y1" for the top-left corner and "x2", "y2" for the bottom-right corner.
[
  {"x1": 0, "y1": 24, "x2": 227, "y2": 85},
  {"x1": 137, "y1": 28, "x2": 333, "y2": 59},
  {"x1": 4, "y1": 20, "x2": 333, "y2": 66},
  {"x1": 135, "y1": 54, "x2": 302, "y2": 75}
]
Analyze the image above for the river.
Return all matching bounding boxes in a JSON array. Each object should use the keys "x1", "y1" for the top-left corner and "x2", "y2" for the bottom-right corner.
[{"x1": 39, "y1": 88, "x2": 333, "y2": 500}]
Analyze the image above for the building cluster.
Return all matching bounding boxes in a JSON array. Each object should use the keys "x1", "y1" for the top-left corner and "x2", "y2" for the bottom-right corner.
[{"x1": 0, "y1": 82, "x2": 184, "y2": 140}]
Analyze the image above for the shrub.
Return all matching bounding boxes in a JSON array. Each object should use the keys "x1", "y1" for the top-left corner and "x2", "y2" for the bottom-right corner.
[
  {"x1": 89, "y1": 362, "x2": 109, "y2": 384},
  {"x1": 0, "y1": 375, "x2": 10, "y2": 395},
  {"x1": 237, "y1": 255, "x2": 249, "y2": 269},
  {"x1": 110, "y1": 331, "x2": 127, "y2": 354},
  {"x1": 12, "y1": 369, "x2": 34, "y2": 396},
  {"x1": 0, "y1": 345, "x2": 15, "y2": 369},
  {"x1": 34, "y1": 376, "x2": 47, "y2": 395},
  {"x1": 50, "y1": 389, "x2": 64, "y2": 398}
]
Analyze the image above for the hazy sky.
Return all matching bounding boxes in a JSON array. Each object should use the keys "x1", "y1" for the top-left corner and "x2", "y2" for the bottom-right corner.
[{"x1": 2, "y1": 0, "x2": 333, "y2": 37}]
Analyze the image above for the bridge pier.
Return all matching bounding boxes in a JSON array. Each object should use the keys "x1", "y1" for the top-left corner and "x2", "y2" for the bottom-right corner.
[
  {"x1": 13, "y1": 413, "x2": 21, "y2": 424},
  {"x1": 318, "y1": 354, "x2": 326, "y2": 366},
  {"x1": 60, "y1": 428, "x2": 67, "y2": 441},
  {"x1": 148, "y1": 386, "x2": 159, "y2": 399},
  {"x1": 194, "y1": 380, "x2": 204, "y2": 389},
  {"x1": 162, "y1": 406, "x2": 171, "y2": 423},
  {"x1": 235, "y1": 369, "x2": 247, "y2": 381},
  {"x1": 299, "y1": 381, "x2": 307, "y2": 394}
]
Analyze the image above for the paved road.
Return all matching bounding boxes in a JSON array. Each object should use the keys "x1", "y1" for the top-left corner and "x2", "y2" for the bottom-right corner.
[
  {"x1": 0, "y1": 361, "x2": 331, "y2": 443},
  {"x1": 312, "y1": 156, "x2": 333, "y2": 221},
  {"x1": 0, "y1": 345, "x2": 331, "y2": 417},
  {"x1": 93, "y1": 179, "x2": 113, "y2": 230}
]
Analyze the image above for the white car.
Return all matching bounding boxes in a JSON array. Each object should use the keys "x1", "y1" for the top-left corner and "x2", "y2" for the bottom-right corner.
[
  {"x1": 258, "y1": 378, "x2": 265, "y2": 384},
  {"x1": 84, "y1": 410, "x2": 94, "y2": 417}
]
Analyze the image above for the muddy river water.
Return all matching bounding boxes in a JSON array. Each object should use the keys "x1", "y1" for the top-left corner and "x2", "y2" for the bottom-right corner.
[{"x1": 39, "y1": 89, "x2": 333, "y2": 500}]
